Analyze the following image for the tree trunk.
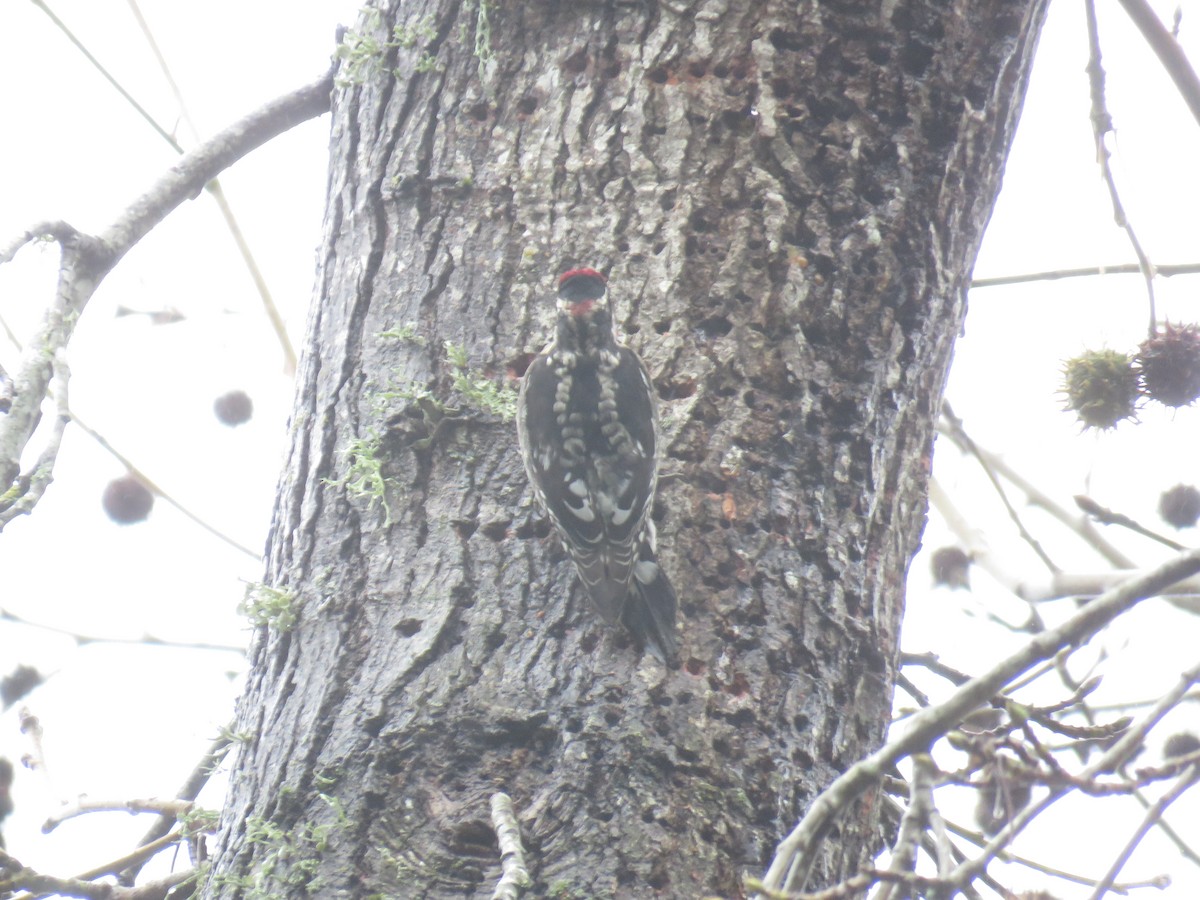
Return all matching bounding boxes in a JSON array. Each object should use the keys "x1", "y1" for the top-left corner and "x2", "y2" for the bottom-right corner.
[{"x1": 206, "y1": 1, "x2": 1049, "y2": 896}]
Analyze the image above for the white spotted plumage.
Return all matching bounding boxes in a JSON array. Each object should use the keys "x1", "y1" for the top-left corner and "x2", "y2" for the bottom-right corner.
[{"x1": 517, "y1": 269, "x2": 678, "y2": 660}]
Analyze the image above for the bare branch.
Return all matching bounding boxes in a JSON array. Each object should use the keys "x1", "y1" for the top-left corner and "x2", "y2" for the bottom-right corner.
[
  {"x1": 1115, "y1": 0, "x2": 1200, "y2": 131},
  {"x1": 943, "y1": 661, "x2": 1200, "y2": 891},
  {"x1": 1075, "y1": 494, "x2": 1187, "y2": 552},
  {"x1": 1083, "y1": 0, "x2": 1158, "y2": 332},
  {"x1": 970, "y1": 261, "x2": 1200, "y2": 289},
  {"x1": 937, "y1": 419, "x2": 1137, "y2": 569},
  {"x1": 0, "y1": 64, "x2": 333, "y2": 521},
  {"x1": 757, "y1": 547, "x2": 1200, "y2": 895},
  {"x1": 121, "y1": 732, "x2": 233, "y2": 884},
  {"x1": 0, "y1": 606, "x2": 244, "y2": 654},
  {"x1": 42, "y1": 797, "x2": 195, "y2": 833}
]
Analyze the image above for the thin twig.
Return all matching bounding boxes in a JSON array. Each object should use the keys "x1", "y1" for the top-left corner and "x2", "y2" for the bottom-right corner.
[
  {"x1": 0, "y1": 65, "x2": 333, "y2": 521},
  {"x1": 941, "y1": 403, "x2": 1059, "y2": 577},
  {"x1": 1075, "y1": 494, "x2": 1188, "y2": 552},
  {"x1": 936, "y1": 419, "x2": 1138, "y2": 569},
  {"x1": 756, "y1": 547, "x2": 1200, "y2": 895},
  {"x1": 122, "y1": 0, "x2": 297, "y2": 372},
  {"x1": 1115, "y1": 0, "x2": 1200, "y2": 130},
  {"x1": 945, "y1": 661, "x2": 1200, "y2": 892},
  {"x1": 942, "y1": 816, "x2": 1166, "y2": 892},
  {"x1": 0, "y1": 605, "x2": 244, "y2": 654},
  {"x1": 70, "y1": 413, "x2": 261, "y2": 561},
  {"x1": 42, "y1": 797, "x2": 195, "y2": 833},
  {"x1": 1083, "y1": 0, "x2": 1158, "y2": 334},
  {"x1": 121, "y1": 732, "x2": 233, "y2": 884},
  {"x1": 30, "y1": 0, "x2": 183, "y2": 151},
  {"x1": 970, "y1": 261, "x2": 1200, "y2": 289}
]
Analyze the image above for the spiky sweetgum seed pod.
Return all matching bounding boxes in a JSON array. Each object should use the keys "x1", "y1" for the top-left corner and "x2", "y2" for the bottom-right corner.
[
  {"x1": 102, "y1": 475, "x2": 154, "y2": 524},
  {"x1": 1135, "y1": 322, "x2": 1200, "y2": 408},
  {"x1": 1060, "y1": 349, "x2": 1138, "y2": 430},
  {"x1": 1159, "y1": 483, "x2": 1200, "y2": 529}
]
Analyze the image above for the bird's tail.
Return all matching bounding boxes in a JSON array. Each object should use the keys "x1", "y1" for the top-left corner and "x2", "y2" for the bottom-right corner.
[{"x1": 623, "y1": 559, "x2": 678, "y2": 664}]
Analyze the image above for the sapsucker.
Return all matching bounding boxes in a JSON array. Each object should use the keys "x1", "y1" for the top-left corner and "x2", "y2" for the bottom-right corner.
[{"x1": 517, "y1": 268, "x2": 678, "y2": 661}]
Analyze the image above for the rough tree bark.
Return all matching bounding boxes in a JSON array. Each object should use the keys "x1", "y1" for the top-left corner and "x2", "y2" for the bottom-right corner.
[{"x1": 207, "y1": 1, "x2": 1049, "y2": 897}]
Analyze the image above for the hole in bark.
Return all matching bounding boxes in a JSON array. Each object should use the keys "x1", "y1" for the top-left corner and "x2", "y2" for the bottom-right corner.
[
  {"x1": 453, "y1": 519, "x2": 478, "y2": 539},
  {"x1": 563, "y1": 47, "x2": 589, "y2": 74},
  {"x1": 727, "y1": 708, "x2": 755, "y2": 727},
  {"x1": 720, "y1": 108, "x2": 748, "y2": 130},
  {"x1": 658, "y1": 378, "x2": 696, "y2": 400},
  {"x1": 712, "y1": 736, "x2": 731, "y2": 757},
  {"x1": 507, "y1": 352, "x2": 537, "y2": 379},
  {"x1": 516, "y1": 95, "x2": 538, "y2": 115},
  {"x1": 713, "y1": 62, "x2": 730, "y2": 78},
  {"x1": 868, "y1": 43, "x2": 891, "y2": 65},
  {"x1": 685, "y1": 658, "x2": 706, "y2": 676},
  {"x1": 480, "y1": 520, "x2": 509, "y2": 541},
  {"x1": 688, "y1": 61, "x2": 707, "y2": 77},
  {"x1": 653, "y1": 241, "x2": 666, "y2": 255},
  {"x1": 646, "y1": 66, "x2": 669, "y2": 84},
  {"x1": 580, "y1": 631, "x2": 599, "y2": 653},
  {"x1": 769, "y1": 29, "x2": 805, "y2": 52},
  {"x1": 659, "y1": 188, "x2": 677, "y2": 210},
  {"x1": 792, "y1": 748, "x2": 814, "y2": 767},
  {"x1": 723, "y1": 672, "x2": 751, "y2": 697},
  {"x1": 604, "y1": 707, "x2": 621, "y2": 726},
  {"x1": 467, "y1": 102, "x2": 489, "y2": 121},
  {"x1": 363, "y1": 714, "x2": 385, "y2": 737},
  {"x1": 770, "y1": 76, "x2": 793, "y2": 98},
  {"x1": 514, "y1": 517, "x2": 550, "y2": 539},
  {"x1": 451, "y1": 821, "x2": 497, "y2": 857},
  {"x1": 602, "y1": 61, "x2": 621, "y2": 78},
  {"x1": 653, "y1": 319, "x2": 671, "y2": 334},
  {"x1": 688, "y1": 209, "x2": 716, "y2": 233},
  {"x1": 565, "y1": 716, "x2": 583, "y2": 733},
  {"x1": 397, "y1": 618, "x2": 423, "y2": 637},
  {"x1": 641, "y1": 808, "x2": 656, "y2": 823},
  {"x1": 901, "y1": 40, "x2": 934, "y2": 77},
  {"x1": 363, "y1": 790, "x2": 387, "y2": 811},
  {"x1": 453, "y1": 584, "x2": 475, "y2": 608},
  {"x1": 697, "y1": 315, "x2": 733, "y2": 338}
]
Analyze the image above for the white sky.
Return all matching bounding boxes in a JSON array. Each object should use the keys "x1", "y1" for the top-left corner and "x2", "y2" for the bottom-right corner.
[{"x1": 1, "y1": 0, "x2": 1199, "y2": 895}]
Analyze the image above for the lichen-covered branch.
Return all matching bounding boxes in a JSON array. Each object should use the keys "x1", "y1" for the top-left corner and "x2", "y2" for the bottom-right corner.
[{"x1": 0, "y1": 65, "x2": 334, "y2": 525}]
